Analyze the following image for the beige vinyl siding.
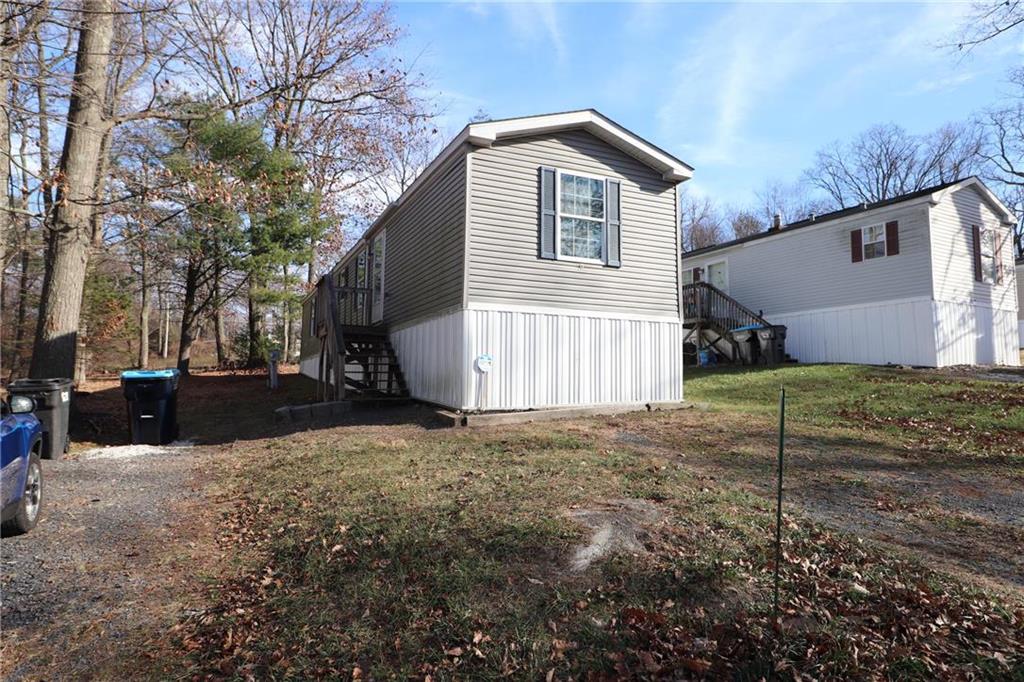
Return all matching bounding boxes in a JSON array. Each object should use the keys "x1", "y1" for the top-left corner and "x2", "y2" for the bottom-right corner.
[
  {"x1": 467, "y1": 130, "x2": 679, "y2": 317},
  {"x1": 682, "y1": 202, "x2": 934, "y2": 316},
  {"x1": 1017, "y1": 262, "x2": 1024, "y2": 322},
  {"x1": 381, "y1": 147, "x2": 468, "y2": 327},
  {"x1": 929, "y1": 185, "x2": 1017, "y2": 312}
]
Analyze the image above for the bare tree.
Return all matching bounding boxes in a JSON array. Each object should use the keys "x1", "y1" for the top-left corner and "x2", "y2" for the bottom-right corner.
[
  {"x1": 727, "y1": 209, "x2": 764, "y2": 239},
  {"x1": 955, "y1": 0, "x2": 1024, "y2": 52},
  {"x1": 679, "y1": 193, "x2": 724, "y2": 252},
  {"x1": 755, "y1": 179, "x2": 833, "y2": 226},
  {"x1": 29, "y1": 0, "x2": 116, "y2": 379},
  {"x1": 978, "y1": 70, "x2": 1024, "y2": 257},
  {"x1": 805, "y1": 122, "x2": 982, "y2": 207}
]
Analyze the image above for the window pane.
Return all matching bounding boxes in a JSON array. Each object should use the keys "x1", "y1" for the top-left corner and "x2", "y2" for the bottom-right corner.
[
  {"x1": 981, "y1": 229, "x2": 995, "y2": 256},
  {"x1": 864, "y1": 242, "x2": 885, "y2": 259},
  {"x1": 559, "y1": 217, "x2": 604, "y2": 260}
]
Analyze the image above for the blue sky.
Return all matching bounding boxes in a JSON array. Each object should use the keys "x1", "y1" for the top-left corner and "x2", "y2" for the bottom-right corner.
[{"x1": 392, "y1": 1, "x2": 1022, "y2": 209}]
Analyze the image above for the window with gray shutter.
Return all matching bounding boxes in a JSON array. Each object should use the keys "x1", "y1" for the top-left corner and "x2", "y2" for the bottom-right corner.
[
  {"x1": 538, "y1": 167, "x2": 557, "y2": 259},
  {"x1": 606, "y1": 179, "x2": 621, "y2": 267}
]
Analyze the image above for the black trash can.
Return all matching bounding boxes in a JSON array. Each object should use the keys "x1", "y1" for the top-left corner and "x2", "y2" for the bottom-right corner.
[
  {"x1": 757, "y1": 325, "x2": 788, "y2": 365},
  {"x1": 729, "y1": 325, "x2": 763, "y2": 365},
  {"x1": 8, "y1": 377, "x2": 73, "y2": 460},
  {"x1": 120, "y1": 369, "x2": 180, "y2": 445}
]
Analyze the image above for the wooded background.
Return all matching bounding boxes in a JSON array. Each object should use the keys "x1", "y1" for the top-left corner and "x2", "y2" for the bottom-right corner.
[{"x1": 1, "y1": 0, "x2": 1021, "y2": 380}]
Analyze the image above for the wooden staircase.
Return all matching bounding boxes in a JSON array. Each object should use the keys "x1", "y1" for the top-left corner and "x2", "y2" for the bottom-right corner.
[
  {"x1": 313, "y1": 277, "x2": 409, "y2": 403},
  {"x1": 339, "y1": 327, "x2": 410, "y2": 402},
  {"x1": 681, "y1": 282, "x2": 772, "y2": 364}
]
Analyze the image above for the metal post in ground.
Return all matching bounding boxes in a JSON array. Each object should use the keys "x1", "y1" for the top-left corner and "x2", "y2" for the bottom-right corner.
[{"x1": 772, "y1": 386, "x2": 786, "y2": 623}]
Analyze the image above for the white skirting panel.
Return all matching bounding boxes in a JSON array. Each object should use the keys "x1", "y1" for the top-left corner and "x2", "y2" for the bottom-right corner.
[
  {"x1": 768, "y1": 298, "x2": 938, "y2": 367},
  {"x1": 389, "y1": 310, "x2": 465, "y2": 408},
  {"x1": 933, "y1": 300, "x2": 1019, "y2": 367},
  {"x1": 1018, "y1": 320, "x2": 1024, "y2": 349},
  {"x1": 299, "y1": 354, "x2": 318, "y2": 380},
  {"x1": 462, "y1": 308, "x2": 683, "y2": 412}
]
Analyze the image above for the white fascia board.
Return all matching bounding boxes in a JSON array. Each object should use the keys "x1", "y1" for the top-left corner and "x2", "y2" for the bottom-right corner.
[{"x1": 467, "y1": 110, "x2": 694, "y2": 182}]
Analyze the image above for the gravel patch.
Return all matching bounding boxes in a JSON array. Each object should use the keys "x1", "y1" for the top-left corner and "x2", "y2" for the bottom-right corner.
[
  {"x1": 78, "y1": 440, "x2": 196, "y2": 460},
  {"x1": 0, "y1": 444, "x2": 203, "y2": 680}
]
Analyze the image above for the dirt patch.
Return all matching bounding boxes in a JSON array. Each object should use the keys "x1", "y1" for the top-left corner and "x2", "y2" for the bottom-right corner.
[
  {"x1": 610, "y1": 410, "x2": 1024, "y2": 597},
  {"x1": 567, "y1": 499, "x2": 660, "y2": 572}
]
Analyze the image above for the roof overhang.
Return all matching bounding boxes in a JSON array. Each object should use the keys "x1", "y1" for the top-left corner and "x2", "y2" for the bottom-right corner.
[
  {"x1": 928, "y1": 177, "x2": 1018, "y2": 226},
  {"x1": 465, "y1": 110, "x2": 694, "y2": 182}
]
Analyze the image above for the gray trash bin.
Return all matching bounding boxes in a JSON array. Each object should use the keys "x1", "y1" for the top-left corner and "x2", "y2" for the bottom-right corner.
[
  {"x1": 8, "y1": 378, "x2": 73, "y2": 459},
  {"x1": 729, "y1": 325, "x2": 762, "y2": 365},
  {"x1": 756, "y1": 325, "x2": 787, "y2": 365}
]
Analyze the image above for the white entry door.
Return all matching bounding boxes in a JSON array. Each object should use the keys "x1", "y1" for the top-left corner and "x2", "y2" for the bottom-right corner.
[
  {"x1": 371, "y1": 230, "x2": 386, "y2": 323},
  {"x1": 707, "y1": 261, "x2": 728, "y2": 293}
]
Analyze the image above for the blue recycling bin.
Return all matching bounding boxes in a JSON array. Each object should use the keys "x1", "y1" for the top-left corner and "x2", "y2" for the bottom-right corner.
[{"x1": 120, "y1": 369, "x2": 180, "y2": 445}]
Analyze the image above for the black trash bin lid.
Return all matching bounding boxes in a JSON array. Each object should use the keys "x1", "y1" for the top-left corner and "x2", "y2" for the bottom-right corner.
[{"x1": 9, "y1": 377, "x2": 73, "y2": 389}]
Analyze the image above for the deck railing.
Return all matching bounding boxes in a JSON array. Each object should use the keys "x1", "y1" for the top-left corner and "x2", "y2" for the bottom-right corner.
[{"x1": 681, "y1": 282, "x2": 770, "y2": 331}]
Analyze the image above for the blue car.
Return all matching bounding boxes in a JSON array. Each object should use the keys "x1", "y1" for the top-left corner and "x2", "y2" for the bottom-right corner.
[{"x1": 1, "y1": 394, "x2": 44, "y2": 536}]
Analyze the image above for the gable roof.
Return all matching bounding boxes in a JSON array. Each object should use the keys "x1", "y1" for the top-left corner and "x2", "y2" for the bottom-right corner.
[
  {"x1": 307, "y1": 110, "x2": 692, "y2": 296},
  {"x1": 466, "y1": 110, "x2": 694, "y2": 181},
  {"x1": 682, "y1": 177, "x2": 1017, "y2": 260}
]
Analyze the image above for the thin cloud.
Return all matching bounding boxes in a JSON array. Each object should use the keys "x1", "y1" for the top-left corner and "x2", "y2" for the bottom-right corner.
[
  {"x1": 657, "y1": 4, "x2": 835, "y2": 166},
  {"x1": 459, "y1": 1, "x2": 566, "y2": 63}
]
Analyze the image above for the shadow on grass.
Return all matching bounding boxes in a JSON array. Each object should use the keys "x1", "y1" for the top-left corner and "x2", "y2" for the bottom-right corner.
[{"x1": 71, "y1": 370, "x2": 446, "y2": 448}]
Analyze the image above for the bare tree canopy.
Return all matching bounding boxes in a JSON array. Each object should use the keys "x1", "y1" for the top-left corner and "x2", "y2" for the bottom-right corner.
[
  {"x1": 679, "y1": 192, "x2": 724, "y2": 251},
  {"x1": 956, "y1": 0, "x2": 1024, "y2": 51},
  {"x1": 754, "y1": 179, "x2": 832, "y2": 227},
  {"x1": 727, "y1": 209, "x2": 763, "y2": 239},
  {"x1": 805, "y1": 122, "x2": 983, "y2": 208}
]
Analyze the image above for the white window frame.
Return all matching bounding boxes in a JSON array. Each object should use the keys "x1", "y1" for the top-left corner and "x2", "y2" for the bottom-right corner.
[
  {"x1": 371, "y1": 230, "x2": 386, "y2": 324},
  {"x1": 980, "y1": 226, "x2": 997, "y2": 285},
  {"x1": 862, "y1": 224, "x2": 886, "y2": 260},
  {"x1": 356, "y1": 249, "x2": 368, "y2": 315},
  {"x1": 706, "y1": 259, "x2": 729, "y2": 293},
  {"x1": 554, "y1": 168, "x2": 608, "y2": 265}
]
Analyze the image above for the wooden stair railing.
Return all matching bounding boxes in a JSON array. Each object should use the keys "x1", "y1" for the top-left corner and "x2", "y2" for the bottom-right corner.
[
  {"x1": 681, "y1": 282, "x2": 770, "y2": 330},
  {"x1": 314, "y1": 275, "x2": 408, "y2": 402},
  {"x1": 681, "y1": 282, "x2": 773, "y2": 364}
]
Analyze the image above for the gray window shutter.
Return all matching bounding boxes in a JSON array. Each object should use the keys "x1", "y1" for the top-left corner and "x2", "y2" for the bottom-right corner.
[
  {"x1": 606, "y1": 179, "x2": 621, "y2": 267},
  {"x1": 538, "y1": 166, "x2": 556, "y2": 260}
]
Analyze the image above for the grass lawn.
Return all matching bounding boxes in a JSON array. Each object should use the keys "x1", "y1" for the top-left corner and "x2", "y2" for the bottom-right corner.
[
  {"x1": 684, "y1": 364, "x2": 1024, "y2": 460},
  {"x1": 161, "y1": 365, "x2": 1024, "y2": 680}
]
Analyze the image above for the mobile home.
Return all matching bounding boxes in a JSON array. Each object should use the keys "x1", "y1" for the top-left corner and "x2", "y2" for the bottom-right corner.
[
  {"x1": 681, "y1": 178, "x2": 1019, "y2": 367},
  {"x1": 300, "y1": 110, "x2": 692, "y2": 411}
]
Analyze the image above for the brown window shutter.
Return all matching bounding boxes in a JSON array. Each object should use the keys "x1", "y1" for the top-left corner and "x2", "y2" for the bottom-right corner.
[
  {"x1": 885, "y1": 221, "x2": 899, "y2": 256},
  {"x1": 972, "y1": 225, "x2": 982, "y2": 282},
  {"x1": 851, "y1": 229, "x2": 863, "y2": 263},
  {"x1": 995, "y1": 228, "x2": 1004, "y2": 284}
]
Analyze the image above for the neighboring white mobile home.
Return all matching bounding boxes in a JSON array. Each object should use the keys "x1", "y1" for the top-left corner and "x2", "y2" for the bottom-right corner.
[
  {"x1": 1017, "y1": 258, "x2": 1024, "y2": 348},
  {"x1": 681, "y1": 178, "x2": 1019, "y2": 367},
  {"x1": 300, "y1": 110, "x2": 692, "y2": 411}
]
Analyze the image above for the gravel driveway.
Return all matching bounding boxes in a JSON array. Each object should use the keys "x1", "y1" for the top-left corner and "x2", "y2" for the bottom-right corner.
[{"x1": 1, "y1": 443, "x2": 202, "y2": 680}]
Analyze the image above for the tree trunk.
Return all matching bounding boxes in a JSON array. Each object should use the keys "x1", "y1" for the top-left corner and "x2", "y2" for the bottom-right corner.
[
  {"x1": 8, "y1": 120, "x2": 33, "y2": 380},
  {"x1": 247, "y1": 278, "x2": 263, "y2": 366},
  {"x1": 138, "y1": 251, "x2": 150, "y2": 368},
  {"x1": 29, "y1": 0, "x2": 114, "y2": 379},
  {"x1": 162, "y1": 307, "x2": 170, "y2": 358},
  {"x1": 177, "y1": 259, "x2": 200, "y2": 375},
  {"x1": 214, "y1": 307, "x2": 225, "y2": 366},
  {"x1": 1, "y1": 14, "x2": 12, "y2": 268}
]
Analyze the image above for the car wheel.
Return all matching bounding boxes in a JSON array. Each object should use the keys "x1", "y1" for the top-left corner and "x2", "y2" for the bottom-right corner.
[{"x1": 2, "y1": 452, "x2": 42, "y2": 536}]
